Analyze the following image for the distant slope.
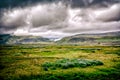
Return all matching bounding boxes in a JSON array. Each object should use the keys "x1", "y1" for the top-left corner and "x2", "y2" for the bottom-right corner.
[
  {"x1": 57, "y1": 31, "x2": 120, "y2": 44},
  {"x1": 0, "y1": 34, "x2": 51, "y2": 44},
  {"x1": 1, "y1": 31, "x2": 120, "y2": 45},
  {"x1": 0, "y1": 34, "x2": 11, "y2": 44}
]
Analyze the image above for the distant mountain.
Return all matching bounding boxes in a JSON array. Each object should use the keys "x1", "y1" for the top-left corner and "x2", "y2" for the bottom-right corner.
[
  {"x1": 0, "y1": 34, "x2": 11, "y2": 44},
  {"x1": 0, "y1": 34, "x2": 51, "y2": 44},
  {"x1": 0, "y1": 31, "x2": 120, "y2": 45},
  {"x1": 57, "y1": 31, "x2": 120, "y2": 44}
]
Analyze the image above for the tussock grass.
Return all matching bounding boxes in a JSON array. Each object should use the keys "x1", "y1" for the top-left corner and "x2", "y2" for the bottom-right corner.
[{"x1": 42, "y1": 58, "x2": 103, "y2": 70}]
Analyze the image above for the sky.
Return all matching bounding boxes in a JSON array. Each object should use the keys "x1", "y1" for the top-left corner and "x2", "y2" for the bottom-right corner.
[{"x1": 0, "y1": 0, "x2": 120, "y2": 38}]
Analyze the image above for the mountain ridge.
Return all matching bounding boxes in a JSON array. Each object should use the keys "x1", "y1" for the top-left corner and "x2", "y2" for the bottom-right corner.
[
  {"x1": 0, "y1": 34, "x2": 51, "y2": 44},
  {"x1": 0, "y1": 31, "x2": 120, "y2": 44},
  {"x1": 57, "y1": 31, "x2": 120, "y2": 44}
]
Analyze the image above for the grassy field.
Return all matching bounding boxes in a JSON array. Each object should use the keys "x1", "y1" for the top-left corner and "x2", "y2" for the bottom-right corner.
[{"x1": 0, "y1": 44, "x2": 120, "y2": 80}]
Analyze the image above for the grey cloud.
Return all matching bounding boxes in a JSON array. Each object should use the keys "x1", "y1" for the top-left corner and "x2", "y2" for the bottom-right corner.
[
  {"x1": 1, "y1": 2, "x2": 68, "y2": 29},
  {"x1": 1, "y1": 8, "x2": 28, "y2": 27},
  {"x1": 30, "y1": 3, "x2": 67, "y2": 27},
  {"x1": 94, "y1": 4, "x2": 120, "y2": 22},
  {"x1": 0, "y1": 1, "x2": 120, "y2": 38},
  {"x1": 61, "y1": 21, "x2": 120, "y2": 33}
]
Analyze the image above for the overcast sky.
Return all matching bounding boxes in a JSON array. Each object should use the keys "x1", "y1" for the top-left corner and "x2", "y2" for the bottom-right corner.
[{"x1": 0, "y1": 0, "x2": 120, "y2": 38}]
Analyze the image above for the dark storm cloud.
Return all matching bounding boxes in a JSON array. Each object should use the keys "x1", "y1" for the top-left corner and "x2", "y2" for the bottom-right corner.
[{"x1": 0, "y1": 0, "x2": 120, "y2": 38}]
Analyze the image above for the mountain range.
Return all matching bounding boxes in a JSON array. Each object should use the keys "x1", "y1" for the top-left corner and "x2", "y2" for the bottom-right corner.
[
  {"x1": 58, "y1": 31, "x2": 120, "y2": 43},
  {"x1": 0, "y1": 31, "x2": 120, "y2": 45},
  {"x1": 0, "y1": 34, "x2": 50, "y2": 44}
]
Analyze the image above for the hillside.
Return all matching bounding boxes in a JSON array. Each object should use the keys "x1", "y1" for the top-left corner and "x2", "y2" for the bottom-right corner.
[
  {"x1": 0, "y1": 34, "x2": 11, "y2": 44},
  {"x1": 0, "y1": 31, "x2": 120, "y2": 45},
  {"x1": 0, "y1": 34, "x2": 51, "y2": 44},
  {"x1": 57, "y1": 31, "x2": 120, "y2": 45}
]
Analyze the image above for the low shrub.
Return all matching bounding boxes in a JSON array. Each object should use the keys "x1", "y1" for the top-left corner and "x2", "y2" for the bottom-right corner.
[
  {"x1": 13, "y1": 53, "x2": 23, "y2": 56},
  {"x1": 42, "y1": 58, "x2": 103, "y2": 70},
  {"x1": 105, "y1": 50, "x2": 120, "y2": 56}
]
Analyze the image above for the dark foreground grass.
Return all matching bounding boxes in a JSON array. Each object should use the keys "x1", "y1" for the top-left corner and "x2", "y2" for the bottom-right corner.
[
  {"x1": 5, "y1": 68, "x2": 120, "y2": 80},
  {"x1": 0, "y1": 44, "x2": 120, "y2": 80}
]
